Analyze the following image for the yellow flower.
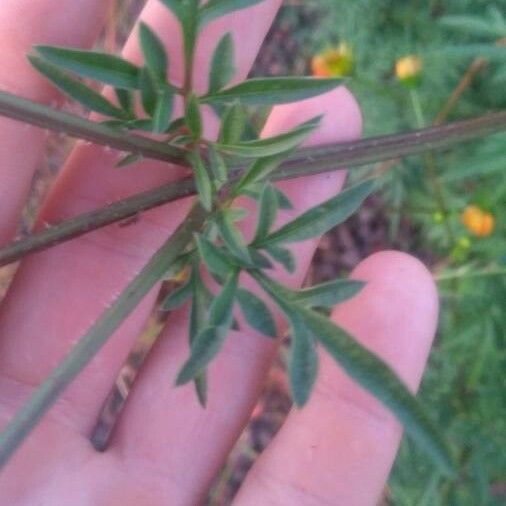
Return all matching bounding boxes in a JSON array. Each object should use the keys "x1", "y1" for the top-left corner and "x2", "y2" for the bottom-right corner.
[
  {"x1": 311, "y1": 43, "x2": 354, "y2": 78},
  {"x1": 461, "y1": 205, "x2": 495, "y2": 237},
  {"x1": 395, "y1": 55, "x2": 422, "y2": 86}
]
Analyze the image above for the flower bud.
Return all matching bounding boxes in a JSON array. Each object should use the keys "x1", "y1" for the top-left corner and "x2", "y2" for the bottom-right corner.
[
  {"x1": 461, "y1": 205, "x2": 495, "y2": 237},
  {"x1": 311, "y1": 43, "x2": 354, "y2": 78},
  {"x1": 395, "y1": 55, "x2": 422, "y2": 87}
]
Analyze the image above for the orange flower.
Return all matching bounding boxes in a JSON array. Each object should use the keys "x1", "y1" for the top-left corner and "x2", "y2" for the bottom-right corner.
[
  {"x1": 395, "y1": 55, "x2": 422, "y2": 86},
  {"x1": 311, "y1": 43, "x2": 354, "y2": 78},
  {"x1": 461, "y1": 205, "x2": 495, "y2": 237}
]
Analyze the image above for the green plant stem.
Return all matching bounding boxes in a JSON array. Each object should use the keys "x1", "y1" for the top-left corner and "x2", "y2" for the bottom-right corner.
[
  {"x1": 0, "y1": 204, "x2": 207, "y2": 469},
  {"x1": 1, "y1": 90, "x2": 505, "y2": 176},
  {"x1": 409, "y1": 88, "x2": 456, "y2": 244},
  {"x1": 0, "y1": 91, "x2": 187, "y2": 164},
  {"x1": 0, "y1": 111, "x2": 505, "y2": 268},
  {"x1": 435, "y1": 267, "x2": 506, "y2": 282}
]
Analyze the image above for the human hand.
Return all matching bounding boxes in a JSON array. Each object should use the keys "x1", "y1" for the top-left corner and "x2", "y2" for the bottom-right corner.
[{"x1": 0, "y1": 1, "x2": 438, "y2": 504}]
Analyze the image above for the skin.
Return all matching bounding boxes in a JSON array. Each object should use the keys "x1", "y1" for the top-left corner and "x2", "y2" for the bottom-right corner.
[{"x1": 0, "y1": 1, "x2": 438, "y2": 504}]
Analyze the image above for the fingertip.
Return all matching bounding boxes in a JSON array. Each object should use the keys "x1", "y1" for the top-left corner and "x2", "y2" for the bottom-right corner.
[
  {"x1": 333, "y1": 250, "x2": 439, "y2": 389},
  {"x1": 262, "y1": 86, "x2": 363, "y2": 145}
]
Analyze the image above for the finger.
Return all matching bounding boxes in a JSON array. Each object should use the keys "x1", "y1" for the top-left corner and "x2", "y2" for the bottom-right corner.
[
  {"x1": 234, "y1": 251, "x2": 439, "y2": 506},
  {"x1": 0, "y1": 0, "x2": 282, "y2": 430},
  {"x1": 0, "y1": 0, "x2": 112, "y2": 244},
  {"x1": 110, "y1": 87, "x2": 362, "y2": 504}
]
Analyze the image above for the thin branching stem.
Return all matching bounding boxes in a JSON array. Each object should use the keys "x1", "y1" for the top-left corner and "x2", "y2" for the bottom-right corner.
[{"x1": 0, "y1": 111, "x2": 504, "y2": 268}]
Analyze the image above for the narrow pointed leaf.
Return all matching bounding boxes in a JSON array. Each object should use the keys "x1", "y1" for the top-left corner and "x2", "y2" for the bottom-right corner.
[
  {"x1": 216, "y1": 211, "x2": 252, "y2": 264},
  {"x1": 196, "y1": 235, "x2": 234, "y2": 278},
  {"x1": 208, "y1": 270, "x2": 239, "y2": 327},
  {"x1": 185, "y1": 94, "x2": 202, "y2": 139},
  {"x1": 202, "y1": 77, "x2": 344, "y2": 106},
  {"x1": 161, "y1": 279, "x2": 192, "y2": 311},
  {"x1": 160, "y1": 0, "x2": 184, "y2": 21},
  {"x1": 139, "y1": 22, "x2": 168, "y2": 82},
  {"x1": 28, "y1": 56, "x2": 127, "y2": 119},
  {"x1": 219, "y1": 103, "x2": 246, "y2": 144},
  {"x1": 208, "y1": 146, "x2": 228, "y2": 183},
  {"x1": 152, "y1": 89, "x2": 174, "y2": 133},
  {"x1": 233, "y1": 155, "x2": 285, "y2": 196},
  {"x1": 257, "y1": 179, "x2": 375, "y2": 246},
  {"x1": 188, "y1": 266, "x2": 209, "y2": 405},
  {"x1": 177, "y1": 271, "x2": 238, "y2": 384},
  {"x1": 35, "y1": 46, "x2": 139, "y2": 89},
  {"x1": 209, "y1": 33, "x2": 236, "y2": 94},
  {"x1": 248, "y1": 249, "x2": 273, "y2": 270},
  {"x1": 265, "y1": 245, "x2": 296, "y2": 273},
  {"x1": 114, "y1": 88, "x2": 134, "y2": 115},
  {"x1": 236, "y1": 288, "x2": 277, "y2": 338},
  {"x1": 294, "y1": 279, "x2": 365, "y2": 308},
  {"x1": 274, "y1": 187, "x2": 294, "y2": 209},
  {"x1": 288, "y1": 314, "x2": 319, "y2": 406},
  {"x1": 176, "y1": 326, "x2": 226, "y2": 384},
  {"x1": 301, "y1": 306, "x2": 454, "y2": 475},
  {"x1": 254, "y1": 184, "x2": 279, "y2": 242},
  {"x1": 253, "y1": 272, "x2": 455, "y2": 475},
  {"x1": 217, "y1": 117, "x2": 320, "y2": 158},
  {"x1": 139, "y1": 67, "x2": 157, "y2": 116},
  {"x1": 189, "y1": 152, "x2": 213, "y2": 211},
  {"x1": 200, "y1": 0, "x2": 271, "y2": 27}
]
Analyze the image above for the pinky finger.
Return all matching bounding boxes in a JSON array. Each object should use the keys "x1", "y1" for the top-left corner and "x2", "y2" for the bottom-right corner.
[{"x1": 234, "y1": 251, "x2": 439, "y2": 506}]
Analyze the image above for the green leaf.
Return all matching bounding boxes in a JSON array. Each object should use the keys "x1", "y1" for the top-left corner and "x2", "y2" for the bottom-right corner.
[
  {"x1": 254, "y1": 272, "x2": 455, "y2": 475},
  {"x1": 115, "y1": 153, "x2": 143, "y2": 168},
  {"x1": 189, "y1": 152, "x2": 213, "y2": 211},
  {"x1": 209, "y1": 33, "x2": 236, "y2": 94},
  {"x1": 114, "y1": 88, "x2": 134, "y2": 115},
  {"x1": 439, "y1": 15, "x2": 506, "y2": 39},
  {"x1": 200, "y1": 0, "x2": 267, "y2": 27},
  {"x1": 219, "y1": 103, "x2": 246, "y2": 144},
  {"x1": 152, "y1": 89, "x2": 174, "y2": 133},
  {"x1": 177, "y1": 271, "x2": 238, "y2": 384},
  {"x1": 202, "y1": 77, "x2": 344, "y2": 106},
  {"x1": 176, "y1": 326, "x2": 225, "y2": 385},
  {"x1": 208, "y1": 270, "x2": 239, "y2": 327},
  {"x1": 294, "y1": 279, "x2": 365, "y2": 308},
  {"x1": 189, "y1": 267, "x2": 208, "y2": 344},
  {"x1": 217, "y1": 116, "x2": 321, "y2": 158},
  {"x1": 180, "y1": 0, "x2": 200, "y2": 68},
  {"x1": 185, "y1": 93, "x2": 202, "y2": 140},
  {"x1": 273, "y1": 187, "x2": 294, "y2": 210},
  {"x1": 254, "y1": 184, "x2": 279, "y2": 243},
  {"x1": 236, "y1": 288, "x2": 277, "y2": 338},
  {"x1": 300, "y1": 306, "x2": 454, "y2": 474},
  {"x1": 233, "y1": 155, "x2": 285, "y2": 196},
  {"x1": 160, "y1": 278, "x2": 192, "y2": 311},
  {"x1": 139, "y1": 67, "x2": 157, "y2": 116},
  {"x1": 160, "y1": 0, "x2": 184, "y2": 22},
  {"x1": 35, "y1": 46, "x2": 139, "y2": 89},
  {"x1": 265, "y1": 245, "x2": 296, "y2": 273},
  {"x1": 248, "y1": 249, "x2": 273, "y2": 270},
  {"x1": 139, "y1": 22, "x2": 168, "y2": 82},
  {"x1": 196, "y1": 235, "x2": 234, "y2": 278},
  {"x1": 28, "y1": 56, "x2": 127, "y2": 119},
  {"x1": 188, "y1": 265, "x2": 210, "y2": 405},
  {"x1": 208, "y1": 146, "x2": 228, "y2": 184},
  {"x1": 287, "y1": 313, "x2": 319, "y2": 406},
  {"x1": 216, "y1": 211, "x2": 252, "y2": 264},
  {"x1": 257, "y1": 179, "x2": 375, "y2": 247}
]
